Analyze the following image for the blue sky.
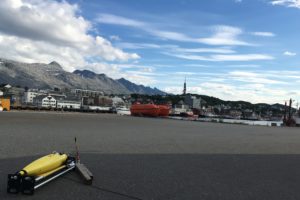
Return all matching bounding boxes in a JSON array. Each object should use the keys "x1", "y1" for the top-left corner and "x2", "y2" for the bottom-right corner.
[{"x1": 0, "y1": 0, "x2": 300, "y2": 104}]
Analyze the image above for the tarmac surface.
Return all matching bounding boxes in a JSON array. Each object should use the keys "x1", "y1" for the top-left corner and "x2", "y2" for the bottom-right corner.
[{"x1": 1, "y1": 111, "x2": 300, "y2": 199}]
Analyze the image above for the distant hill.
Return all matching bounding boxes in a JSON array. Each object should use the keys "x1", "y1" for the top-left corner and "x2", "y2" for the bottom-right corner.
[
  {"x1": 129, "y1": 93, "x2": 292, "y2": 116},
  {"x1": 194, "y1": 94, "x2": 287, "y2": 111},
  {"x1": 0, "y1": 58, "x2": 165, "y2": 95}
]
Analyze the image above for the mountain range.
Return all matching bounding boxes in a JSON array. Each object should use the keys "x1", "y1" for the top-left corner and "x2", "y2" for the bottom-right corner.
[{"x1": 0, "y1": 58, "x2": 166, "y2": 95}]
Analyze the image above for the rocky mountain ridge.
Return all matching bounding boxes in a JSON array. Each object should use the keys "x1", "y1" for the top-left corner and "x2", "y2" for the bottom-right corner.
[
  {"x1": 0, "y1": 58, "x2": 166, "y2": 95},
  {"x1": 117, "y1": 78, "x2": 166, "y2": 95}
]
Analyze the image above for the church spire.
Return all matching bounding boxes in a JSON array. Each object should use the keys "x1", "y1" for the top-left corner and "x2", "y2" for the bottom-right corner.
[{"x1": 183, "y1": 77, "x2": 186, "y2": 95}]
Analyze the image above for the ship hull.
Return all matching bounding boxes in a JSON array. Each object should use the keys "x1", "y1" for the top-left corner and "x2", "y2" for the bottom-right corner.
[
  {"x1": 158, "y1": 105, "x2": 170, "y2": 117},
  {"x1": 130, "y1": 104, "x2": 160, "y2": 117}
]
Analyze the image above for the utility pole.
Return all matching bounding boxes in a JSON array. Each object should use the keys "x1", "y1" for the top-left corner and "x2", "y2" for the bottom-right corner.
[
  {"x1": 283, "y1": 101, "x2": 287, "y2": 123},
  {"x1": 283, "y1": 98, "x2": 296, "y2": 126},
  {"x1": 288, "y1": 98, "x2": 292, "y2": 121}
]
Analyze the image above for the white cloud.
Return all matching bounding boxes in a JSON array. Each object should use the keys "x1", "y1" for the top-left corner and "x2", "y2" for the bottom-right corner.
[
  {"x1": 116, "y1": 42, "x2": 162, "y2": 49},
  {"x1": 0, "y1": 0, "x2": 139, "y2": 71},
  {"x1": 164, "y1": 82, "x2": 298, "y2": 104},
  {"x1": 0, "y1": 0, "x2": 89, "y2": 46},
  {"x1": 152, "y1": 27, "x2": 251, "y2": 46},
  {"x1": 96, "y1": 14, "x2": 194, "y2": 42},
  {"x1": 251, "y1": 32, "x2": 276, "y2": 37},
  {"x1": 165, "y1": 52, "x2": 274, "y2": 62},
  {"x1": 197, "y1": 25, "x2": 252, "y2": 46},
  {"x1": 174, "y1": 47, "x2": 235, "y2": 54},
  {"x1": 182, "y1": 64, "x2": 209, "y2": 68},
  {"x1": 97, "y1": 14, "x2": 252, "y2": 46},
  {"x1": 79, "y1": 62, "x2": 157, "y2": 86},
  {"x1": 121, "y1": 71, "x2": 157, "y2": 85},
  {"x1": 164, "y1": 53, "x2": 211, "y2": 61},
  {"x1": 229, "y1": 71, "x2": 286, "y2": 84},
  {"x1": 109, "y1": 35, "x2": 120, "y2": 41},
  {"x1": 212, "y1": 54, "x2": 274, "y2": 61},
  {"x1": 166, "y1": 70, "x2": 300, "y2": 85},
  {"x1": 227, "y1": 64, "x2": 261, "y2": 68},
  {"x1": 150, "y1": 30, "x2": 192, "y2": 42},
  {"x1": 0, "y1": 34, "x2": 84, "y2": 72},
  {"x1": 283, "y1": 51, "x2": 297, "y2": 56},
  {"x1": 117, "y1": 42, "x2": 236, "y2": 55},
  {"x1": 271, "y1": 0, "x2": 300, "y2": 8},
  {"x1": 174, "y1": 72, "x2": 197, "y2": 75},
  {"x1": 163, "y1": 69, "x2": 300, "y2": 104},
  {"x1": 94, "y1": 36, "x2": 139, "y2": 61},
  {"x1": 97, "y1": 13, "x2": 145, "y2": 27}
]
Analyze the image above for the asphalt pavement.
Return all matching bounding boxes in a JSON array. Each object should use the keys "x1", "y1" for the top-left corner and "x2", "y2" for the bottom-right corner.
[{"x1": 1, "y1": 111, "x2": 300, "y2": 200}]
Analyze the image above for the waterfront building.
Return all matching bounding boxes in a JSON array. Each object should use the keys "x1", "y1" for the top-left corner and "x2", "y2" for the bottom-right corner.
[
  {"x1": 172, "y1": 100, "x2": 190, "y2": 115},
  {"x1": 184, "y1": 95, "x2": 201, "y2": 109},
  {"x1": 23, "y1": 89, "x2": 46, "y2": 104},
  {"x1": 33, "y1": 95, "x2": 57, "y2": 108},
  {"x1": 71, "y1": 89, "x2": 104, "y2": 97},
  {"x1": 112, "y1": 96, "x2": 125, "y2": 107},
  {"x1": 94, "y1": 96, "x2": 113, "y2": 107},
  {"x1": 34, "y1": 94, "x2": 82, "y2": 109},
  {"x1": 56, "y1": 97, "x2": 81, "y2": 109},
  {"x1": 3, "y1": 86, "x2": 24, "y2": 107}
]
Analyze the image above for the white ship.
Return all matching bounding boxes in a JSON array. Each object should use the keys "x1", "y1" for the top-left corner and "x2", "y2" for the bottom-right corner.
[{"x1": 116, "y1": 106, "x2": 130, "y2": 115}]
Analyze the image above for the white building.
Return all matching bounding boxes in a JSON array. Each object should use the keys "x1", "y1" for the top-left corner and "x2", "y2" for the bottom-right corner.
[
  {"x1": 0, "y1": 90, "x2": 3, "y2": 96},
  {"x1": 171, "y1": 100, "x2": 190, "y2": 115},
  {"x1": 34, "y1": 95, "x2": 57, "y2": 108},
  {"x1": 57, "y1": 99, "x2": 81, "y2": 109},
  {"x1": 23, "y1": 90, "x2": 46, "y2": 104},
  {"x1": 72, "y1": 89, "x2": 104, "y2": 97},
  {"x1": 4, "y1": 84, "x2": 12, "y2": 89},
  {"x1": 34, "y1": 94, "x2": 81, "y2": 109}
]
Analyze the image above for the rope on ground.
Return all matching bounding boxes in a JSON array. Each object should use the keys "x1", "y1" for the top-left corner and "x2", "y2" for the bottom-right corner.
[{"x1": 62, "y1": 176, "x2": 145, "y2": 200}]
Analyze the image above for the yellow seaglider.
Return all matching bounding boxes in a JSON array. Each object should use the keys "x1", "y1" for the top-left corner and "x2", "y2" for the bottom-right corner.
[
  {"x1": 7, "y1": 152, "x2": 74, "y2": 195},
  {"x1": 8, "y1": 138, "x2": 93, "y2": 195},
  {"x1": 19, "y1": 153, "x2": 68, "y2": 177}
]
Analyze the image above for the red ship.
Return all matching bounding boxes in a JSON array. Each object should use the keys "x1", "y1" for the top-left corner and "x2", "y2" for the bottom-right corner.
[
  {"x1": 157, "y1": 105, "x2": 170, "y2": 117},
  {"x1": 130, "y1": 103, "x2": 170, "y2": 117}
]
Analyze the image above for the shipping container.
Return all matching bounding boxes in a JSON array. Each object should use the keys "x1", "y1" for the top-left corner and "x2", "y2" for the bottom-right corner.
[{"x1": 0, "y1": 98, "x2": 11, "y2": 111}]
